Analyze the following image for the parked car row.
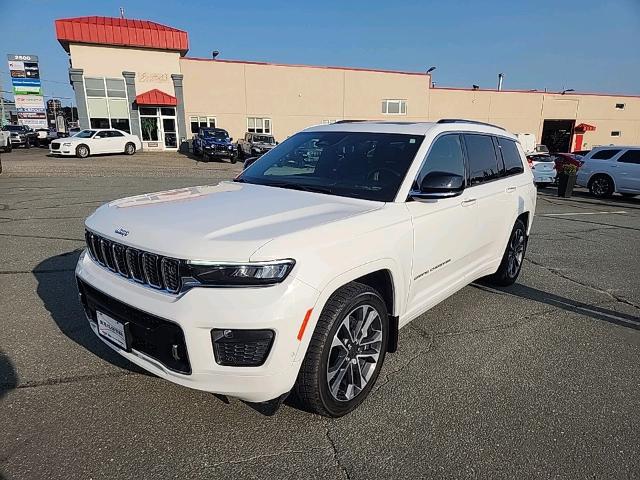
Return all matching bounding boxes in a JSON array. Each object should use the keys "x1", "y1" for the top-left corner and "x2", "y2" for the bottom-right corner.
[{"x1": 191, "y1": 128, "x2": 278, "y2": 163}]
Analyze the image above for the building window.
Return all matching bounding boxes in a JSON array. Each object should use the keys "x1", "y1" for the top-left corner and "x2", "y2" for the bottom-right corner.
[
  {"x1": 611, "y1": 131, "x2": 621, "y2": 137},
  {"x1": 382, "y1": 99, "x2": 407, "y2": 115},
  {"x1": 248, "y1": 117, "x2": 271, "y2": 134},
  {"x1": 615, "y1": 103, "x2": 625, "y2": 110},
  {"x1": 189, "y1": 116, "x2": 216, "y2": 133},
  {"x1": 84, "y1": 77, "x2": 131, "y2": 132}
]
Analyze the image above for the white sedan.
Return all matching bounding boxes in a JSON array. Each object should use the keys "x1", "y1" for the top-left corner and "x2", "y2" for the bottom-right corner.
[{"x1": 50, "y1": 129, "x2": 141, "y2": 158}]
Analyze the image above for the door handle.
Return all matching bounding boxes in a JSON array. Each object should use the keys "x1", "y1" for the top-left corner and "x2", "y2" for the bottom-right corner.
[
  {"x1": 506, "y1": 186, "x2": 517, "y2": 193},
  {"x1": 461, "y1": 198, "x2": 476, "y2": 207}
]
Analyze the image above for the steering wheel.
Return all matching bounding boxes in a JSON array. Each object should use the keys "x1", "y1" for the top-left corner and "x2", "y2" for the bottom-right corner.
[{"x1": 367, "y1": 168, "x2": 401, "y2": 182}]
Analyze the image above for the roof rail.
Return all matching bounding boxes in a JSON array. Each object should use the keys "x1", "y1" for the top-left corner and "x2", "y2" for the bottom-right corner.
[
  {"x1": 334, "y1": 119, "x2": 368, "y2": 124},
  {"x1": 437, "y1": 119, "x2": 506, "y2": 131}
]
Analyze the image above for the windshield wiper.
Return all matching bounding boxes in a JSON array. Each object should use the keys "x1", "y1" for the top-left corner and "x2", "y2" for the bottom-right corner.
[{"x1": 263, "y1": 181, "x2": 334, "y2": 195}]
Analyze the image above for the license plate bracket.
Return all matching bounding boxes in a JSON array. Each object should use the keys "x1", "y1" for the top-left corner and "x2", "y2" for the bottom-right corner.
[{"x1": 96, "y1": 310, "x2": 131, "y2": 350}]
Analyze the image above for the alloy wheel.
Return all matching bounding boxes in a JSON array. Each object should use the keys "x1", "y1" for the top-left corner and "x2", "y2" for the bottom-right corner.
[
  {"x1": 326, "y1": 304, "x2": 383, "y2": 402},
  {"x1": 591, "y1": 177, "x2": 609, "y2": 197},
  {"x1": 507, "y1": 228, "x2": 525, "y2": 278}
]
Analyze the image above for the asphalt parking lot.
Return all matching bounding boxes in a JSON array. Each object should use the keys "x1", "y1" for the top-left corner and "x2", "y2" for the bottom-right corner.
[{"x1": 1, "y1": 148, "x2": 639, "y2": 479}]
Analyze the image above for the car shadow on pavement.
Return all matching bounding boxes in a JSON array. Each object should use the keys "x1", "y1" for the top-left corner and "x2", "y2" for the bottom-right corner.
[
  {"x1": 0, "y1": 349, "x2": 17, "y2": 400},
  {"x1": 473, "y1": 282, "x2": 639, "y2": 330},
  {"x1": 33, "y1": 250, "x2": 147, "y2": 375}
]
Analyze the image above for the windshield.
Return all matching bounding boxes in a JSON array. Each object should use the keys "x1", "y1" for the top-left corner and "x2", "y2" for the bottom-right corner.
[
  {"x1": 528, "y1": 154, "x2": 554, "y2": 162},
  {"x1": 253, "y1": 135, "x2": 275, "y2": 144},
  {"x1": 74, "y1": 130, "x2": 96, "y2": 138},
  {"x1": 237, "y1": 131, "x2": 424, "y2": 202},
  {"x1": 2, "y1": 125, "x2": 25, "y2": 132},
  {"x1": 202, "y1": 129, "x2": 229, "y2": 140}
]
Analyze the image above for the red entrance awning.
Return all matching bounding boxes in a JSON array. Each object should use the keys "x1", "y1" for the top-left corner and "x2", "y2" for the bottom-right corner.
[
  {"x1": 574, "y1": 123, "x2": 596, "y2": 133},
  {"x1": 135, "y1": 89, "x2": 177, "y2": 106}
]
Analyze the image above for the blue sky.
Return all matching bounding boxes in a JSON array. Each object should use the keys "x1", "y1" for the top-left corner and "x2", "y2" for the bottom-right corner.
[{"x1": 1, "y1": 0, "x2": 639, "y2": 105}]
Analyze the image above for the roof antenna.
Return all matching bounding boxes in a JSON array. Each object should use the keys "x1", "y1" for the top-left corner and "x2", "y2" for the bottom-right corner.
[{"x1": 120, "y1": 7, "x2": 125, "y2": 18}]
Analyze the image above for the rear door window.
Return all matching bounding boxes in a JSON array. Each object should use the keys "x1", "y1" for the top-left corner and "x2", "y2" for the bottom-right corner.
[
  {"x1": 591, "y1": 149, "x2": 620, "y2": 160},
  {"x1": 497, "y1": 137, "x2": 524, "y2": 175},
  {"x1": 464, "y1": 134, "x2": 501, "y2": 185},
  {"x1": 618, "y1": 150, "x2": 640, "y2": 164}
]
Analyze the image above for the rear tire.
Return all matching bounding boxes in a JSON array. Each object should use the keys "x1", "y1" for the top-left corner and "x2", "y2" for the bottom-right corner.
[
  {"x1": 124, "y1": 142, "x2": 136, "y2": 155},
  {"x1": 487, "y1": 218, "x2": 527, "y2": 287},
  {"x1": 294, "y1": 282, "x2": 389, "y2": 418},
  {"x1": 588, "y1": 174, "x2": 614, "y2": 198},
  {"x1": 76, "y1": 144, "x2": 90, "y2": 158}
]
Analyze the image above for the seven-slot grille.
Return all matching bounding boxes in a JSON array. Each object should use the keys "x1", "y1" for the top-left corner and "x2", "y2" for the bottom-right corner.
[
  {"x1": 85, "y1": 230, "x2": 182, "y2": 293},
  {"x1": 51, "y1": 142, "x2": 61, "y2": 149}
]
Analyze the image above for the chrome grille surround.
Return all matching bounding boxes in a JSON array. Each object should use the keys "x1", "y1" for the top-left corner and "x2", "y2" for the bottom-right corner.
[{"x1": 85, "y1": 230, "x2": 183, "y2": 294}]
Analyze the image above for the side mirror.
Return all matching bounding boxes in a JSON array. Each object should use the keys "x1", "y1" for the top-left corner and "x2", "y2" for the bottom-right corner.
[
  {"x1": 411, "y1": 172, "x2": 465, "y2": 200},
  {"x1": 229, "y1": 137, "x2": 233, "y2": 141},
  {"x1": 276, "y1": 141, "x2": 279, "y2": 145},
  {"x1": 243, "y1": 157, "x2": 258, "y2": 170}
]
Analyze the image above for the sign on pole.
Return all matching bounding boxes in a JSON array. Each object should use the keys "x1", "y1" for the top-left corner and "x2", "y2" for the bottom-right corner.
[{"x1": 7, "y1": 54, "x2": 47, "y2": 128}]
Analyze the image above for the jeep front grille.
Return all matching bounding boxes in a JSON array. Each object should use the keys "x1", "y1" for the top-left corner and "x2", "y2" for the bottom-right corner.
[{"x1": 85, "y1": 230, "x2": 182, "y2": 293}]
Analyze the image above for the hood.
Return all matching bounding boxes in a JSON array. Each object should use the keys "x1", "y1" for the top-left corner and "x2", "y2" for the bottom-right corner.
[
  {"x1": 204, "y1": 137, "x2": 232, "y2": 145},
  {"x1": 85, "y1": 181, "x2": 381, "y2": 262}
]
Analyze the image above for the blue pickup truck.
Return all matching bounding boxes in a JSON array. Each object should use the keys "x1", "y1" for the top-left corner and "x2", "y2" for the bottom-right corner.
[{"x1": 192, "y1": 127, "x2": 238, "y2": 163}]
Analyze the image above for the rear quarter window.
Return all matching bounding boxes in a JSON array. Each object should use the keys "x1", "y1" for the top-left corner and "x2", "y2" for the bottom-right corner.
[{"x1": 618, "y1": 150, "x2": 640, "y2": 164}]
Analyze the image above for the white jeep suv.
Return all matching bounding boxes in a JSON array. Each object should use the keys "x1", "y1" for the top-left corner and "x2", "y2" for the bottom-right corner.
[{"x1": 76, "y1": 120, "x2": 536, "y2": 417}]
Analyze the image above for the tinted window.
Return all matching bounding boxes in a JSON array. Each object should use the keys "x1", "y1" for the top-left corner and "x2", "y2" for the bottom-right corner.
[
  {"x1": 109, "y1": 130, "x2": 124, "y2": 137},
  {"x1": 238, "y1": 131, "x2": 424, "y2": 202},
  {"x1": 618, "y1": 150, "x2": 640, "y2": 164},
  {"x1": 497, "y1": 138, "x2": 524, "y2": 175},
  {"x1": 464, "y1": 134, "x2": 500, "y2": 185},
  {"x1": 414, "y1": 134, "x2": 465, "y2": 189},
  {"x1": 591, "y1": 149, "x2": 620, "y2": 160}
]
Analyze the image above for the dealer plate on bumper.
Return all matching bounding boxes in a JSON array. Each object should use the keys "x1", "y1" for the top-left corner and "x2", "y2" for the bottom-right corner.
[{"x1": 97, "y1": 311, "x2": 129, "y2": 350}]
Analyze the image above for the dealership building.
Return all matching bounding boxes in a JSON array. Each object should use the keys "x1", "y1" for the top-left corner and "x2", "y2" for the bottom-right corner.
[{"x1": 55, "y1": 15, "x2": 640, "y2": 152}]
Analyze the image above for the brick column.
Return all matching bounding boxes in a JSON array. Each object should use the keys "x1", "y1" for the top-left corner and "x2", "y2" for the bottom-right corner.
[
  {"x1": 69, "y1": 68, "x2": 89, "y2": 129},
  {"x1": 122, "y1": 71, "x2": 141, "y2": 141},
  {"x1": 171, "y1": 74, "x2": 187, "y2": 145}
]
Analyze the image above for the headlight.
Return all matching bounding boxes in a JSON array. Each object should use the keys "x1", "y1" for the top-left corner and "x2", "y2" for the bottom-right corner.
[
  {"x1": 63, "y1": 142, "x2": 72, "y2": 146},
  {"x1": 186, "y1": 259, "x2": 295, "y2": 286}
]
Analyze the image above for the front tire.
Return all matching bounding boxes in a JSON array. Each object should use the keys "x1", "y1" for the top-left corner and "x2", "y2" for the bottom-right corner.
[
  {"x1": 487, "y1": 218, "x2": 527, "y2": 287},
  {"x1": 3, "y1": 143, "x2": 11, "y2": 153},
  {"x1": 295, "y1": 282, "x2": 388, "y2": 417},
  {"x1": 76, "y1": 144, "x2": 90, "y2": 158},
  {"x1": 124, "y1": 142, "x2": 136, "y2": 155},
  {"x1": 588, "y1": 174, "x2": 614, "y2": 198}
]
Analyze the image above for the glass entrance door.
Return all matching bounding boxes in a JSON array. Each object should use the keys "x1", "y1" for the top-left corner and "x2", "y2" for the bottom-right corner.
[{"x1": 162, "y1": 118, "x2": 177, "y2": 148}]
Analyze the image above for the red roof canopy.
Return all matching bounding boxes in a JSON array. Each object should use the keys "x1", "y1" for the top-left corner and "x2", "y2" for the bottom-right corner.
[
  {"x1": 574, "y1": 123, "x2": 596, "y2": 132},
  {"x1": 55, "y1": 16, "x2": 188, "y2": 54},
  {"x1": 136, "y1": 89, "x2": 177, "y2": 106}
]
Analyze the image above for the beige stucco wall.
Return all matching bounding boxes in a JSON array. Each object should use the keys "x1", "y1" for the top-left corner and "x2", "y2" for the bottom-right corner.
[
  {"x1": 69, "y1": 44, "x2": 181, "y2": 95},
  {"x1": 429, "y1": 88, "x2": 640, "y2": 148},
  {"x1": 180, "y1": 58, "x2": 430, "y2": 140},
  {"x1": 66, "y1": 42, "x2": 640, "y2": 150}
]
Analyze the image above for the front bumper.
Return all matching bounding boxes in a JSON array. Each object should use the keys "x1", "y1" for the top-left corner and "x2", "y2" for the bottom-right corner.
[
  {"x1": 49, "y1": 144, "x2": 75, "y2": 155},
  {"x1": 204, "y1": 146, "x2": 236, "y2": 157},
  {"x1": 75, "y1": 250, "x2": 320, "y2": 402}
]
